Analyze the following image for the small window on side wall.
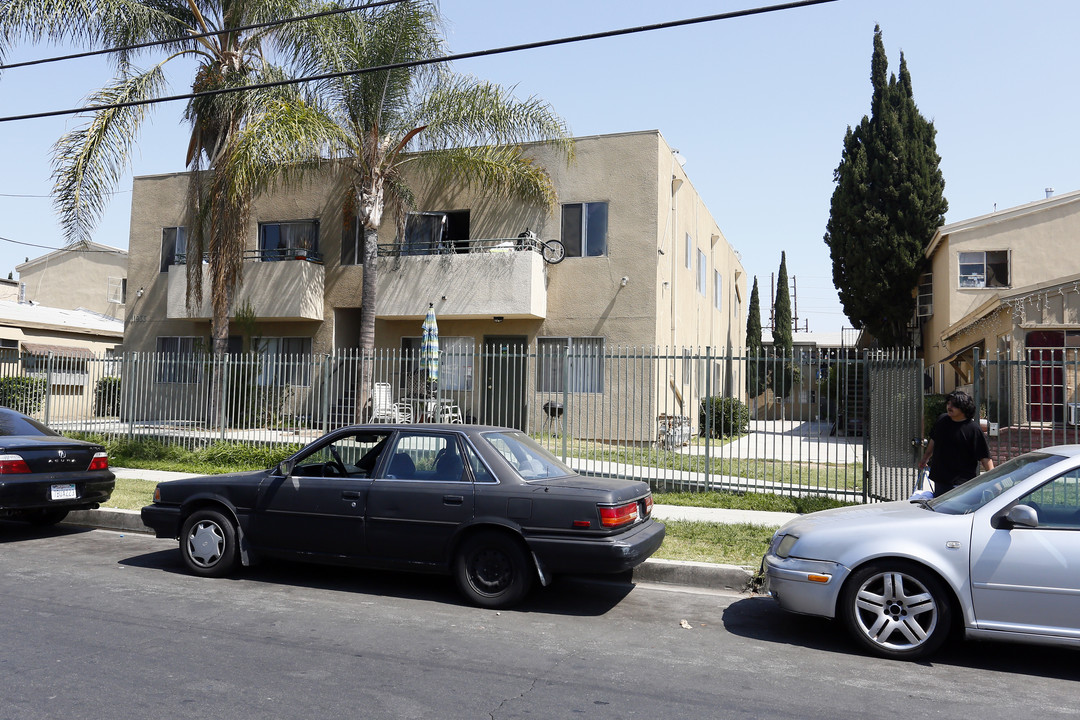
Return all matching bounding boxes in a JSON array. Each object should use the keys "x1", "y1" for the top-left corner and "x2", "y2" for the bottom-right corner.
[
  {"x1": 561, "y1": 202, "x2": 608, "y2": 257},
  {"x1": 958, "y1": 250, "x2": 1009, "y2": 288}
]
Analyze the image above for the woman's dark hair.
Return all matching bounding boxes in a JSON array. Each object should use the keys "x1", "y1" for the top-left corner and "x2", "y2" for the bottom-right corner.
[{"x1": 946, "y1": 390, "x2": 976, "y2": 420}]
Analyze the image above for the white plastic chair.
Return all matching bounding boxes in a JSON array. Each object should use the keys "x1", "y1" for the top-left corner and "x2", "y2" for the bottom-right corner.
[
  {"x1": 370, "y1": 382, "x2": 403, "y2": 422},
  {"x1": 439, "y1": 402, "x2": 464, "y2": 424}
]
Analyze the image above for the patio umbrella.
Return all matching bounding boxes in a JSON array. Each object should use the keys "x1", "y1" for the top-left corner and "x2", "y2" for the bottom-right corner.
[{"x1": 421, "y1": 303, "x2": 439, "y2": 392}]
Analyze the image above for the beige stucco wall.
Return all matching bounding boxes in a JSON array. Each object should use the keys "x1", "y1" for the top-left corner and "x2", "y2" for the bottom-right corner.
[
  {"x1": 17, "y1": 247, "x2": 128, "y2": 320},
  {"x1": 924, "y1": 194, "x2": 1080, "y2": 371},
  {"x1": 123, "y1": 131, "x2": 747, "y2": 435}
]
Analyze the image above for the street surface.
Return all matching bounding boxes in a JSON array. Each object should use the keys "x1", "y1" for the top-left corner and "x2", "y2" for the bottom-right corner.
[{"x1": 1, "y1": 522, "x2": 1077, "y2": 719}]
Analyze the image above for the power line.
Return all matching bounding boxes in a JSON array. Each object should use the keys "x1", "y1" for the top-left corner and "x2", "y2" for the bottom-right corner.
[
  {"x1": 0, "y1": 0, "x2": 407, "y2": 71},
  {"x1": 0, "y1": 235, "x2": 125, "y2": 253},
  {"x1": 0, "y1": 0, "x2": 837, "y2": 124}
]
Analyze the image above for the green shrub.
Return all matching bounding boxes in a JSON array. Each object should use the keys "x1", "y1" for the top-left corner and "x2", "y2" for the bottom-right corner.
[
  {"x1": 0, "y1": 376, "x2": 47, "y2": 414},
  {"x1": 94, "y1": 376, "x2": 122, "y2": 416},
  {"x1": 698, "y1": 396, "x2": 750, "y2": 438}
]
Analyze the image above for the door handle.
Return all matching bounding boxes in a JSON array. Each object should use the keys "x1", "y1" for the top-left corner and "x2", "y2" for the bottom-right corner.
[
  {"x1": 342, "y1": 490, "x2": 361, "y2": 500},
  {"x1": 443, "y1": 495, "x2": 464, "y2": 506}
]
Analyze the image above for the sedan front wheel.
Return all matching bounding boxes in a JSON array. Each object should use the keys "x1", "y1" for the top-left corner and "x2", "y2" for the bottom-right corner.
[
  {"x1": 839, "y1": 561, "x2": 952, "y2": 660},
  {"x1": 180, "y1": 509, "x2": 239, "y2": 578}
]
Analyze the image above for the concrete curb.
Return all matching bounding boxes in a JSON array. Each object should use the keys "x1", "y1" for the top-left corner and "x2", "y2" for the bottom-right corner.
[
  {"x1": 631, "y1": 558, "x2": 754, "y2": 592},
  {"x1": 62, "y1": 508, "x2": 754, "y2": 592}
]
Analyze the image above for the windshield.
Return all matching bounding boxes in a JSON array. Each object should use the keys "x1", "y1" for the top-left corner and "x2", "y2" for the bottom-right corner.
[
  {"x1": 930, "y1": 452, "x2": 1062, "y2": 514},
  {"x1": 481, "y1": 430, "x2": 574, "y2": 480}
]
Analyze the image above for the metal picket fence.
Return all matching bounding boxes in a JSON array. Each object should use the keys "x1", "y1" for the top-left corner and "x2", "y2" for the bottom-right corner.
[{"x1": 0, "y1": 345, "x2": 946, "y2": 502}]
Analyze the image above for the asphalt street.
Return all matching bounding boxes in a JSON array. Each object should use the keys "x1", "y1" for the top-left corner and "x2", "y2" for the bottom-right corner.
[{"x1": 1, "y1": 522, "x2": 1078, "y2": 719}]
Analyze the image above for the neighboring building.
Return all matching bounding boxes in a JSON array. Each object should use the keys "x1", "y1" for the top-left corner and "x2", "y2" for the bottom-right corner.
[
  {"x1": 759, "y1": 330, "x2": 855, "y2": 422},
  {"x1": 0, "y1": 277, "x2": 18, "y2": 302},
  {"x1": 0, "y1": 299, "x2": 124, "y2": 421},
  {"x1": 125, "y1": 130, "x2": 747, "y2": 434},
  {"x1": 918, "y1": 190, "x2": 1080, "y2": 428},
  {"x1": 16, "y1": 243, "x2": 128, "y2": 321}
]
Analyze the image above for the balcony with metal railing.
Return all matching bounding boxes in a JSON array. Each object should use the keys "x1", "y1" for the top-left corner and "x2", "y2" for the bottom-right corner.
[
  {"x1": 374, "y1": 233, "x2": 561, "y2": 320},
  {"x1": 167, "y1": 248, "x2": 324, "y2": 321}
]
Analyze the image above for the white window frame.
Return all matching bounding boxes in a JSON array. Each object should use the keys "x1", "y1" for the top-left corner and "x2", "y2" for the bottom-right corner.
[
  {"x1": 714, "y1": 270, "x2": 723, "y2": 311},
  {"x1": 107, "y1": 277, "x2": 126, "y2": 304},
  {"x1": 684, "y1": 233, "x2": 692, "y2": 270},
  {"x1": 958, "y1": 250, "x2": 1009, "y2": 289}
]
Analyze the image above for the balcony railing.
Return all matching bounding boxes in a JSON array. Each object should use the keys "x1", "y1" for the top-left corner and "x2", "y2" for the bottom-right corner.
[
  {"x1": 377, "y1": 232, "x2": 563, "y2": 264},
  {"x1": 175, "y1": 248, "x2": 323, "y2": 265}
]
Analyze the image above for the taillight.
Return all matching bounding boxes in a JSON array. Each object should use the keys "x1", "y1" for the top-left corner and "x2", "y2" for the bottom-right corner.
[
  {"x1": 88, "y1": 452, "x2": 109, "y2": 471},
  {"x1": 643, "y1": 495, "x2": 653, "y2": 516},
  {"x1": 0, "y1": 454, "x2": 31, "y2": 474},
  {"x1": 599, "y1": 501, "x2": 639, "y2": 529}
]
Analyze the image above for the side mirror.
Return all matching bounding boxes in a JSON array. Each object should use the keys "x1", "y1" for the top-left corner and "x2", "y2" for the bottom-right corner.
[
  {"x1": 277, "y1": 458, "x2": 296, "y2": 478},
  {"x1": 1005, "y1": 504, "x2": 1039, "y2": 528}
]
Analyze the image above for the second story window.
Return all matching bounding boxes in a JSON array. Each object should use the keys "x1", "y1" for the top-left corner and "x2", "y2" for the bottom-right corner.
[
  {"x1": 259, "y1": 220, "x2": 319, "y2": 261},
  {"x1": 696, "y1": 249, "x2": 707, "y2": 296},
  {"x1": 958, "y1": 250, "x2": 1009, "y2": 288},
  {"x1": 107, "y1": 277, "x2": 126, "y2": 304},
  {"x1": 714, "y1": 270, "x2": 723, "y2": 311},
  {"x1": 161, "y1": 226, "x2": 186, "y2": 271},
  {"x1": 342, "y1": 216, "x2": 363, "y2": 266},
  {"x1": 561, "y1": 202, "x2": 608, "y2": 257}
]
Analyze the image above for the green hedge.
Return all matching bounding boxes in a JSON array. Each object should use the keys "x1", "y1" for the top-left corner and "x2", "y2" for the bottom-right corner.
[
  {"x1": 0, "y1": 376, "x2": 47, "y2": 414},
  {"x1": 698, "y1": 396, "x2": 750, "y2": 438}
]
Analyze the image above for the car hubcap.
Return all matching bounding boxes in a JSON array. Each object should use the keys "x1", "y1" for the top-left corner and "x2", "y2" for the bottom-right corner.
[
  {"x1": 854, "y1": 571, "x2": 937, "y2": 651},
  {"x1": 187, "y1": 521, "x2": 225, "y2": 568},
  {"x1": 468, "y1": 548, "x2": 512, "y2": 595}
]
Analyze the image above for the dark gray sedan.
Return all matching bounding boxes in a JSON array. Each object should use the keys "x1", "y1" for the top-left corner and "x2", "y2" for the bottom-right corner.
[{"x1": 142, "y1": 425, "x2": 664, "y2": 608}]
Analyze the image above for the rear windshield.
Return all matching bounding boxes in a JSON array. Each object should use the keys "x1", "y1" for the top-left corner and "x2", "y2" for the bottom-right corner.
[
  {"x1": 0, "y1": 411, "x2": 58, "y2": 437},
  {"x1": 481, "y1": 430, "x2": 573, "y2": 480}
]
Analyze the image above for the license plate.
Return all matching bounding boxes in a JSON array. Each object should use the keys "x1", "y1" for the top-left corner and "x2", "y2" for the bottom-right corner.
[{"x1": 50, "y1": 484, "x2": 77, "y2": 501}]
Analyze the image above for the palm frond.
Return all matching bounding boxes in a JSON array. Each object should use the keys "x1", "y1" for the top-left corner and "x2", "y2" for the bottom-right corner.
[{"x1": 51, "y1": 64, "x2": 168, "y2": 245}]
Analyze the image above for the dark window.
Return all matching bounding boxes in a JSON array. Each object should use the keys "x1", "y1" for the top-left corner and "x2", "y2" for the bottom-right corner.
[
  {"x1": 561, "y1": 202, "x2": 608, "y2": 257},
  {"x1": 342, "y1": 216, "x2": 363, "y2": 266},
  {"x1": 259, "y1": 221, "x2": 319, "y2": 261},
  {"x1": 537, "y1": 337, "x2": 604, "y2": 393},
  {"x1": 156, "y1": 336, "x2": 201, "y2": 383},
  {"x1": 161, "y1": 227, "x2": 187, "y2": 271}
]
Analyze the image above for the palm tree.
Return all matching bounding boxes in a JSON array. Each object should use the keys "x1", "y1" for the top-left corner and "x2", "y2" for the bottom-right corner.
[
  {"x1": 1, "y1": 0, "x2": 334, "y2": 354},
  {"x1": 281, "y1": 0, "x2": 573, "y2": 417}
]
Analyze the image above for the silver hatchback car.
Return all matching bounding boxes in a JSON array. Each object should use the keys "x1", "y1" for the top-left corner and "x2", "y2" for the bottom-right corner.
[{"x1": 762, "y1": 445, "x2": 1080, "y2": 660}]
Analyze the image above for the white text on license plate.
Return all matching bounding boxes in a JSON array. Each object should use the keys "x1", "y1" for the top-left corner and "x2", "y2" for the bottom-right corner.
[{"x1": 50, "y1": 484, "x2": 77, "y2": 501}]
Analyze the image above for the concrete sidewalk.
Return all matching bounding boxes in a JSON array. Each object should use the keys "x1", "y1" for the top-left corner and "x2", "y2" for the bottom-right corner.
[{"x1": 62, "y1": 467, "x2": 797, "y2": 592}]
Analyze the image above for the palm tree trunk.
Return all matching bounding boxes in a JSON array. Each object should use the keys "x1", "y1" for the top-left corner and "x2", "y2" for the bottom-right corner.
[{"x1": 355, "y1": 219, "x2": 380, "y2": 422}]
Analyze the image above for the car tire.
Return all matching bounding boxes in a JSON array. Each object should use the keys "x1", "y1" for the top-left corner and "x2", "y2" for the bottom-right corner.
[
  {"x1": 454, "y1": 531, "x2": 534, "y2": 609},
  {"x1": 180, "y1": 509, "x2": 239, "y2": 578},
  {"x1": 22, "y1": 509, "x2": 69, "y2": 526},
  {"x1": 839, "y1": 561, "x2": 953, "y2": 660}
]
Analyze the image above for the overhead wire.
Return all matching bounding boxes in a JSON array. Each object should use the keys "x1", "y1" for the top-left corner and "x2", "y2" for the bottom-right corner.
[
  {"x1": 0, "y1": 0, "x2": 408, "y2": 71},
  {"x1": 0, "y1": 0, "x2": 837, "y2": 124}
]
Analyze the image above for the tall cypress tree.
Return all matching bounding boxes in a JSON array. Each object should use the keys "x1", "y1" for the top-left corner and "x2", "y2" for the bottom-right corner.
[
  {"x1": 770, "y1": 252, "x2": 798, "y2": 398},
  {"x1": 824, "y1": 25, "x2": 947, "y2": 346},
  {"x1": 745, "y1": 277, "x2": 767, "y2": 397}
]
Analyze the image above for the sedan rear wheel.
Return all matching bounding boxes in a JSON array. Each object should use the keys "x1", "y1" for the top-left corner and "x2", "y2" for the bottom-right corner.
[
  {"x1": 180, "y1": 509, "x2": 239, "y2": 578},
  {"x1": 454, "y1": 531, "x2": 534, "y2": 609},
  {"x1": 840, "y1": 561, "x2": 952, "y2": 660}
]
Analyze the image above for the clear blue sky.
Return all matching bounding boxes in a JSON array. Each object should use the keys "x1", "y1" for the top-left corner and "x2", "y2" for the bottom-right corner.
[{"x1": 2, "y1": 0, "x2": 1078, "y2": 334}]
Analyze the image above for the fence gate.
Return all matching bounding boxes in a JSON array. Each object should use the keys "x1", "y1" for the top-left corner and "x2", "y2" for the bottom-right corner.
[{"x1": 864, "y1": 351, "x2": 924, "y2": 502}]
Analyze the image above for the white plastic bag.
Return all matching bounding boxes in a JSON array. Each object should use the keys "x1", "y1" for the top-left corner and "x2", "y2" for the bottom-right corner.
[{"x1": 909, "y1": 468, "x2": 934, "y2": 502}]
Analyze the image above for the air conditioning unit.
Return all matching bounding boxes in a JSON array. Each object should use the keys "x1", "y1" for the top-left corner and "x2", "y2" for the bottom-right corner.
[{"x1": 1067, "y1": 403, "x2": 1080, "y2": 427}]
